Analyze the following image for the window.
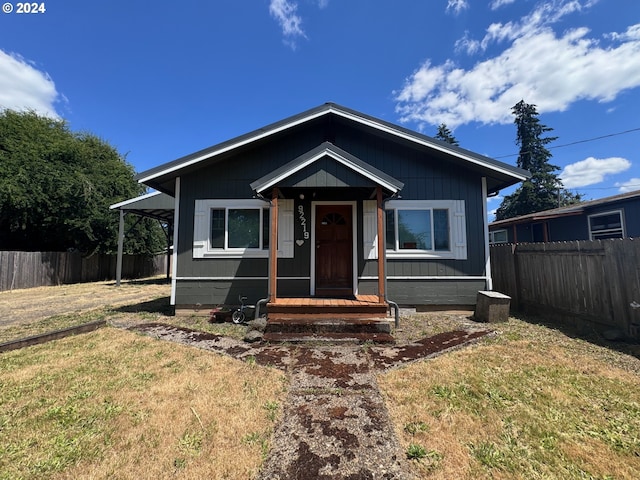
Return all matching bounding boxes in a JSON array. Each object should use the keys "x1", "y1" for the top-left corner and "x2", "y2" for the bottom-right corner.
[
  {"x1": 588, "y1": 210, "x2": 624, "y2": 240},
  {"x1": 489, "y1": 229, "x2": 508, "y2": 244},
  {"x1": 209, "y1": 208, "x2": 268, "y2": 249},
  {"x1": 194, "y1": 199, "x2": 292, "y2": 258},
  {"x1": 386, "y1": 209, "x2": 450, "y2": 251},
  {"x1": 365, "y1": 200, "x2": 466, "y2": 260}
]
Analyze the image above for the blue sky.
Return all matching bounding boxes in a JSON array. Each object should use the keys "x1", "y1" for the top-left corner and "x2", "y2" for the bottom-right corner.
[{"x1": 1, "y1": 0, "x2": 639, "y2": 218}]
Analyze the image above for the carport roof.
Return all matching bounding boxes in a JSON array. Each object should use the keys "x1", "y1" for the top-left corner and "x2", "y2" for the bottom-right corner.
[{"x1": 109, "y1": 191, "x2": 174, "y2": 223}]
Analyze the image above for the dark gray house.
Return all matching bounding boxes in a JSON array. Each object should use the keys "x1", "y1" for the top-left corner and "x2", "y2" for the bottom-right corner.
[
  {"x1": 489, "y1": 190, "x2": 640, "y2": 244},
  {"x1": 136, "y1": 103, "x2": 528, "y2": 312}
]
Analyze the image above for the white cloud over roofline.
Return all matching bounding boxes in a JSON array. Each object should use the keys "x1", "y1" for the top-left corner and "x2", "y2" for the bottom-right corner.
[
  {"x1": 0, "y1": 50, "x2": 59, "y2": 118},
  {"x1": 560, "y1": 157, "x2": 631, "y2": 188},
  {"x1": 269, "y1": 0, "x2": 306, "y2": 49},
  {"x1": 447, "y1": 0, "x2": 469, "y2": 15},
  {"x1": 615, "y1": 178, "x2": 640, "y2": 193},
  {"x1": 394, "y1": 2, "x2": 640, "y2": 129}
]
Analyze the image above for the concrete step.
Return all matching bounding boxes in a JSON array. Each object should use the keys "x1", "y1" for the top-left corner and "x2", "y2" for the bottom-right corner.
[
  {"x1": 265, "y1": 317, "x2": 392, "y2": 334},
  {"x1": 263, "y1": 316, "x2": 394, "y2": 344},
  {"x1": 262, "y1": 331, "x2": 395, "y2": 344}
]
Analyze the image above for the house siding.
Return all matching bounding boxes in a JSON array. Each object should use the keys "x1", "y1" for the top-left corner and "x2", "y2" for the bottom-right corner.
[
  {"x1": 173, "y1": 115, "x2": 491, "y2": 306},
  {"x1": 493, "y1": 196, "x2": 640, "y2": 243}
]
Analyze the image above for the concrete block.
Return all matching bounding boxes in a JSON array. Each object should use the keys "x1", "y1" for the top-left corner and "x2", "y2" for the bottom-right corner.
[{"x1": 474, "y1": 291, "x2": 511, "y2": 323}]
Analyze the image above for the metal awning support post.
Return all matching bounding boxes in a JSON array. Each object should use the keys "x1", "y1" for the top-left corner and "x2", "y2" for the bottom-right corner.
[{"x1": 116, "y1": 209, "x2": 125, "y2": 287}]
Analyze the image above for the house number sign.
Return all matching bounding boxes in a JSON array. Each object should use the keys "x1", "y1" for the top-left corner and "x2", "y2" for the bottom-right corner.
[{"x1": 297, "y1": 204, "x2": 309, "y2": 245}]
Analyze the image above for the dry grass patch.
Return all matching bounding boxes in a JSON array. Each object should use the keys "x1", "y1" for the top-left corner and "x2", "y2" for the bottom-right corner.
[
  {"x1": 379, "y1": 317, "x2": 640, "y2": 480},
  {"x1": 0, "y1": 327, "x2": 287, "y2": 479},
  {"x1": 0, "y1": 278, "x2": 171, "y2": 343}
]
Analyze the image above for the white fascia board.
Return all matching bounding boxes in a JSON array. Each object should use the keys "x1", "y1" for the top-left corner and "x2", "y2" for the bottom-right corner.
[
  {"x1": 329, "y1": 107, "x2": 528, "y2": 181},
  {"x1": 137, "y1": 110, "x2": 331, "y2": 184},
  {"x1": 109, "y1": 190, "x2": 161, "y2": 210},
  {"x1": 258, "y1": 148, "x2": 400, "y2": 194}
]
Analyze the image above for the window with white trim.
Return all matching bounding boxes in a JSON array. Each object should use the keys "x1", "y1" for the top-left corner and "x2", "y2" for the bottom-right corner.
[
  {"x1": 588, "y1": 210, "x2": 624, "y2": 240},
  {"x1": 193, "y1": 199, "x2": 294, "y2": 258},
  {"x1": 489, "y1": 229, "x2": 508, "y2": 244},
  {"x1": 363, "y1": 200, "x2": 467, "y2": 260}
]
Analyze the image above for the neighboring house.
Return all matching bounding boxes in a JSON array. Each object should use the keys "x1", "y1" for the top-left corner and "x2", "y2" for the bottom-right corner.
[
  {"x1": 489, "y1": 190, "x2": 640, "y2": 244},
  {"x1": 135, "y1": 103, "x2": 528, "y2": 310}
]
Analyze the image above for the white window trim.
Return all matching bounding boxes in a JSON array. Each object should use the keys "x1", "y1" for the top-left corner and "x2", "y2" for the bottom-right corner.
[
  {"x1": 193, "y1": 199, "x2": 294, "y2": 258},
  {"x1": 588, "y1": 209, "x2": 625, "y2": 240},
  {"x1": 384, "y1": 199, "x2": 467, "y2": 260},
  {"x1": 489, "y1": 229, "x2": 508, "y2": 245}
]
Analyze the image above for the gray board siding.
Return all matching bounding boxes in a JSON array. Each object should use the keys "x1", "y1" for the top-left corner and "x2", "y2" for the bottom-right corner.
[
  {"x1": 359, "y1": 279, "x2": 486, "y2": 306},
  {"x1": 174, "y1": 116, "x2": 489, "y2": 304}
]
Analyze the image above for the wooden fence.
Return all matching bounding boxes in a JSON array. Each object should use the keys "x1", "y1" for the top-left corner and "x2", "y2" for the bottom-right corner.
[
  {"x1": 0, "y1": 251, "x2": 167, "y2": 291},
  {"x1": 490, "y1": 239, "x2": 640, "y2": 339}
]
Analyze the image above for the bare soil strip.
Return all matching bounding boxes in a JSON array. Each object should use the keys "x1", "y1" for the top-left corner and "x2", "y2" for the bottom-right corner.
[{"x1": 129, "y1": 323, "x2": 491, "y2": 479}]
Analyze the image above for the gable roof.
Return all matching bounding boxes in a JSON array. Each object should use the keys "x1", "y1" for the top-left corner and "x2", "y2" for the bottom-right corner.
[
  {"x1": 490, "y1": 189, "x2": 640, "y2": 227},
  {"x1": 250, "y1": 141, "x2": 404, "y2": 194},
  {"x1": 137, "y1": 102, "x2": 529, "y2": 195}
]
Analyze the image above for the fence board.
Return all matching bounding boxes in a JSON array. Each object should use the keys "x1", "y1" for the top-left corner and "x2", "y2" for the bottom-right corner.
[
  {"x1": 0, "y1": 251, "x2": 167, "y2": 291},
  {"x1": 491, "y1": 239, "x2": 639, "y2": 340}
]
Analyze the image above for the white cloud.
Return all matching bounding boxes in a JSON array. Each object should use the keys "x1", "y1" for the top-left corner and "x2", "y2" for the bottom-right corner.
[
  {"x1": 490, "y1": 0, "x2": 516, "y2": 9},
  {"x1": 615, "y1": 178, "x2": 640, "y2": 193},
  {"x1": 447, "y1": 0, "x2": 469, "y2": 15},
  {"x1": 0, "y1": 50, "x2": 59, "y2": 117},
  {"x1": 395, "y1": 2, "x2": 640, "y2": 129},
  {"x1": 560, "y1": 157, "x2": 631, "y2": 188},
  {"x1": 269, "y1": 0, "x2": 306, "y2": 49}
]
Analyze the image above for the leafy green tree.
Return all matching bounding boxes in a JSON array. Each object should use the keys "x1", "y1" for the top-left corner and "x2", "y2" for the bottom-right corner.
[
  {"x1": 0, "y1": 110, "x2": 165, "y2": 254},
  {"x1": 495, "y1": 101, "x2": 581, "y2": 220},
  {"x1": 434, "y1": 123, "x2": 459, "y2": 146}
]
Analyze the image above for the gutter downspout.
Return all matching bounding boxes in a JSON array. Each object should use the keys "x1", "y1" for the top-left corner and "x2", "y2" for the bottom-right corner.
[
  {"x1": 254, "y1": 193, "x2": 272, "y2": 319},
  {"x1": 382, "y1": 193, "x2": 400, "y2": 327}
]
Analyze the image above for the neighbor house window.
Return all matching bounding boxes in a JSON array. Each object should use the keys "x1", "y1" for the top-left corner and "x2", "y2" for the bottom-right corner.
[
  {"x1": 373, "y1": 200, "x2": 466, "y2": 260},
  {"x1": 489, "y1": 229, "x2": 508, "y2": 244},
  {"x1": 194, "y1": 199, "x2": 291, "y2": 258},
  {"x1": 588, "y1": 210, "x2": 624, "y2": 240}
]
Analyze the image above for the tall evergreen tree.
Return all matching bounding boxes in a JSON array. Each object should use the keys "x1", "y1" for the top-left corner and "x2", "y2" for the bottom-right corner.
[
  {"x1": 434, "y1": 123, "x2": 459, "y2": 146},
  {"x1": 495, "y1": 101, "x2": 581, "y2": 220}
]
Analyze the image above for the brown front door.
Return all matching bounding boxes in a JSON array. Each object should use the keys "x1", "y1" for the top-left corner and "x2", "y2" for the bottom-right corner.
[{"x1": 315, "y1": 204, "x2": 353, "y2": 297}]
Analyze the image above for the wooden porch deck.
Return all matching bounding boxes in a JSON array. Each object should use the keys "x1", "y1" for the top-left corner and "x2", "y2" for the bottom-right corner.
[
  {"x1": 269, "y1": 295, "x2": 385, "y2": 307},
  {"x1": 264, "y1": 295, "x2": 393, "y2": 343},
  {"x1": 267, "y1": 295, "x2": 389, "y2": 317}
]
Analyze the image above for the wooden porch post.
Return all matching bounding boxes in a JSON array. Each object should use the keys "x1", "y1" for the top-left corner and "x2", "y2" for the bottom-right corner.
[
  {"x1": 376, "y1": 186, "x2": 386, "y2": 303},
  {"x1": 269, "y1": 187, "x2": 279, "y2": 302}
]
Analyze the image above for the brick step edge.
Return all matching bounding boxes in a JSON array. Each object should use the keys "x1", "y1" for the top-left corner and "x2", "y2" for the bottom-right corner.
[{"x1": 262, "y1": 332, "x2": 395, "y2": 344}]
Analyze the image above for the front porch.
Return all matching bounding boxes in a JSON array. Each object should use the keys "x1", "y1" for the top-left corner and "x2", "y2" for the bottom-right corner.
[
  {"x1": 267, "y1": 295, "x2": 389, "y2": 317},
  {"x1": 262, "y1": 296, "x2": 393, "y2": 343}
]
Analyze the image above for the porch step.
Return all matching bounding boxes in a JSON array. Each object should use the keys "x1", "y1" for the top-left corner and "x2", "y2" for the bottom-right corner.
[
  {"x1": 262, "y1": 316, "x2": 394, "y2": 344},
  {"x1": 262, "y1": 331, "x2": 395, "y2": 344}
]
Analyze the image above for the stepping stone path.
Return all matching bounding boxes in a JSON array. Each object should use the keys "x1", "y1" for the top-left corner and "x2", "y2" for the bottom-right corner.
[{"x1": 129, "y1": 323, "x2": 491, "y2": 479}]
